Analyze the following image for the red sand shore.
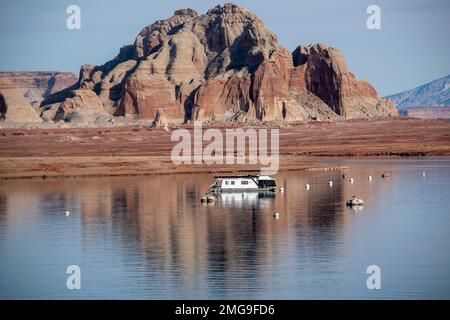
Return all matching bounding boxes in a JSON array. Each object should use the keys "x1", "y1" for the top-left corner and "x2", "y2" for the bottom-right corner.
[{"x1": 1, "y1": 118, "x2": 449, "y2": 179}]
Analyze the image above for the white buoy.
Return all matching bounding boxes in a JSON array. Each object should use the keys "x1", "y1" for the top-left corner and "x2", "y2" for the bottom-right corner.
[
  {"x1": 273, "y1": 212, "x2": 280, "y2": 220},
  {"x1": 329, "y1": 181, "x2": 333, "y2": 187},
  {"x1": 368, "y1": 175, "x2": 372, "y2": 182},
  {"x1": 422, "y1": 171, "x2": 426, "y2": 178},
  {"x1": 350, "y1": 178, "x2": 354, "y2": 184},
  {"x1": 305, "y1": 184, "x2": 310, "y2": 190},
  {"x1": 279, "y1": 187, "x2": 284, "y2": 192},
  {"x1": 65, "y1": 211, "x2": 70, "y2": 216}
]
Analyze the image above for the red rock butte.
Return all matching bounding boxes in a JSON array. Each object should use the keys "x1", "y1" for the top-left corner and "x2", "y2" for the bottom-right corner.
[{"x1": 2, "y1": 3, "x2": 398, "y2": 125}]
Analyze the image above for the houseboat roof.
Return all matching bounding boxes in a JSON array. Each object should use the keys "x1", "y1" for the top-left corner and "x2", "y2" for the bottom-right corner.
[{"x1": 213, "y1": 175, "x2": 274, "y2": 180}]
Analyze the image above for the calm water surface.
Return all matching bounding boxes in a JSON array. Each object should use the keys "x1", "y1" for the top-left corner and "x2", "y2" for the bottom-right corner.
[{"x1": 0, "y1": 158, "x2": 449, "y2": 299}]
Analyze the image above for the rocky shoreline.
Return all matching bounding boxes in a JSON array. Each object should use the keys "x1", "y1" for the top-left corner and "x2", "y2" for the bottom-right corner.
[{"x1": 1, "y1": 118, "x2": 449, "y2": 179}]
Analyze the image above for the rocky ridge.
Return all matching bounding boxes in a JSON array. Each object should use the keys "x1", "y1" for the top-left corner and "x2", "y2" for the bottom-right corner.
[
  {"x1": 2, "y1": 4, "x2": 397, "y2": 126},
  {"x1": 385, "y1": 74, "x2": 450, "y2": 109}
]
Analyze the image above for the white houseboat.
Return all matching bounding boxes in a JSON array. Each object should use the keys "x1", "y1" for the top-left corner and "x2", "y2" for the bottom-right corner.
[{"x1": 209, "y1": 175, "x2": 277, "y2": 193}]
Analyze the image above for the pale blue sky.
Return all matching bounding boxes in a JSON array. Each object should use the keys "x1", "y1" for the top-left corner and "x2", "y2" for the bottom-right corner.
[{"x1": 0, "y1": 0, "x2": 449, "y2": 96}]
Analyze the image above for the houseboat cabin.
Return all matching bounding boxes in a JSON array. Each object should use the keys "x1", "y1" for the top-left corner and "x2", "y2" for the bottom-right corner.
[{"x1": 209, "y1": 175, "x2": 277, "y2": 193}]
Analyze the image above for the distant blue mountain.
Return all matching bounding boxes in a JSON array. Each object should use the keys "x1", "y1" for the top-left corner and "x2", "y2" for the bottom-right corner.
[{"x1": 384, "y1": 74, "x2": 450, "y2": 109}]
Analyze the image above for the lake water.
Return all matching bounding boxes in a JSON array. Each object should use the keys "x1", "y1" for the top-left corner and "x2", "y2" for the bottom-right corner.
[{"x1": 0, "y1": 158, "x2": 449, "y2": 299}]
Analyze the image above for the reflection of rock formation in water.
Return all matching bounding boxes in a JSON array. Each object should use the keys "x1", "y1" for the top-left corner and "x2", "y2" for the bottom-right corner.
[
  {"x1": 62, "y1": 175, "x2": 283, "y2": 291},
  {"x1": 75, "y1": 173, "x2": 347, "y2": 293},
  {"x1": 47, "y1": 173, "x2": 350, "y2": 292},
  {"x1": 0, "y1": 167, "x2": 400, "y2": 296},
  {"x1": 0, "y1": 192, "x2": 6, "y2": 219},
  {"x1": 274, "y1": 171, "x2": 345, "y2": 269},
  {"x1": 0, "y1": 179, "x2": 53, "y2": 224},
  {"x1": 203, "y1": 191, "x2": 279, "y2": 292}
]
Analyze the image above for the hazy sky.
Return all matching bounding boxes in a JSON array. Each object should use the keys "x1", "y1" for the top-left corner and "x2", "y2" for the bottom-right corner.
[{"x1": 0, "y1": 0, "x2": 449, "y2": 96}]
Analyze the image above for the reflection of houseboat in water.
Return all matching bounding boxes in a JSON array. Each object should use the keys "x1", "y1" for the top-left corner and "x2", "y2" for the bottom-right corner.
[
  {"x1": 219, "y1": 191, "x2": 275, "y2": 207},
  {"x1": 209, "y1": 175, "x2": 277, "y2": 193}
]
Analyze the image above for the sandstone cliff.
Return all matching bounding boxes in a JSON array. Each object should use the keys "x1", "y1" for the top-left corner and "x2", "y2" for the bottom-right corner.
[
  {"x1": 0, "y1": 72, "x2": 77, "y2": 122},
  {"x1": 293, "y1": 44, "x2": 397, "y2": 118},
  {"x1": 38, "y1": 3, "x2": 396, "y2": 124}
]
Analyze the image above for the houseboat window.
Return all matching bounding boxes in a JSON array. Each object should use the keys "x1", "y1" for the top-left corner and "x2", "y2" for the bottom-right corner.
[
  {"x1": 241, "y1": 181, "x2": 249, "y2": 185},
  {"x1": 231, "y1": 181, "x2": 235, "y2": 185},
  {"x1": 225, "y1": 181, "x2": 229, "y2": 185},
  {"x1": 258, "y1": 179, "x2": 276, "y2": 188}
]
